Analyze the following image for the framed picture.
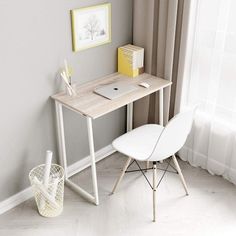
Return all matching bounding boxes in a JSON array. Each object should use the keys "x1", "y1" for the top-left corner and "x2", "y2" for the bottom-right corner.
[{"x1": 71, "y1": 3, "x2": 111, "y2": 52}]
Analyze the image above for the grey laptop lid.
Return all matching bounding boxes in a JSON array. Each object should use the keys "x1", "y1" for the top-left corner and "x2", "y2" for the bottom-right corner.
[{"x1": 94, "y1": 82, "x2": 138, "y2": 100}]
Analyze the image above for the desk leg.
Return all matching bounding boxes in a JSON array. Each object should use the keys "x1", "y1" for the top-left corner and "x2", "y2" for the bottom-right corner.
[
  {"x1": 55, "y1": 102, "x2": 98, "y2": 205},
  {"x1": 147, "y1": 89, "x2": 163, "y2": 167},
  {"x1": 159, "y1": 88, "x2": 164, "y2": 126},
  {"x1": 127, "y1": 102, "x2": 133, "y2": 131},
  {"x1": 87, "y1": 117, "x2": 99, "y2": 205},
  {"x1": 159, "y1": 88, "x2": 164, "y2": 164},
  {"x1": 55, "y1": 101, "x2": 68, "y2": 179}
]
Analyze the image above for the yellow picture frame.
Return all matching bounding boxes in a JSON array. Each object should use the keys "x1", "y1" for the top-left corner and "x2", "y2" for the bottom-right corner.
[{"x1": 71, "y1": 3, "x2": 112, "y2": 52}]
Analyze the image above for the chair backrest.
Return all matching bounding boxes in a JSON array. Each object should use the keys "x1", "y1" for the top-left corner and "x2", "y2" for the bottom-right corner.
[{"x1": 147, "y1": 109, "x2": 195, "y2": 161}]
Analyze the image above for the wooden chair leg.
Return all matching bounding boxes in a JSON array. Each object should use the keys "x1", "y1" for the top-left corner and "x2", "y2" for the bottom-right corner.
[
  {"x1": 111, "y1": 157, "x2": 132, "y2": 194},
  {"x1": 153, "y1": 162, "x2": 157, "y2": 222},
  {"x1": 172, "y1": 155, "x2": 189, "y2": 195}
]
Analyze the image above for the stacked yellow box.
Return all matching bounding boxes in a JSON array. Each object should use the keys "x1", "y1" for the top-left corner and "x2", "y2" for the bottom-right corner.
[{"x1": 118, "y1": 44, "x2": 144, "y2": 77}]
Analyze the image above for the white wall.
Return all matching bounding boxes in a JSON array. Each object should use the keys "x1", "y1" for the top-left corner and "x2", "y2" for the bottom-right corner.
[{"x1": 0, "y1": 0, "x2": 133, "y2": 201}]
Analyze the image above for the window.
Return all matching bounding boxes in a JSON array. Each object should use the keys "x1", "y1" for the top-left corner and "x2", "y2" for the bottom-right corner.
[{"x1": 179, "y1": 0, "x2": 236, "y2": 181}]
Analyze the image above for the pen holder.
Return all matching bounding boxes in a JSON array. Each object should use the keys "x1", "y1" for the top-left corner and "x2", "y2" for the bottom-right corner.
[
  {"x1": 65, "y1": 84, "x2": 77, "y2": 97},
  {"x1": 29, "y1": 164, "x2": 64, "y2": 217}
]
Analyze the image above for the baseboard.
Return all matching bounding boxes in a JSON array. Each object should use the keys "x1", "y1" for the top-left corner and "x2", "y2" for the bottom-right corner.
[
  {"x1": 0, "y1": 144, "x2": 115, "y2": 215},
  {"x1": 0, "y1": 187, "x2": 33, "y2": 215},
  {"x1": 67, "y1": 144, "x2": 115, "y2": 178}
]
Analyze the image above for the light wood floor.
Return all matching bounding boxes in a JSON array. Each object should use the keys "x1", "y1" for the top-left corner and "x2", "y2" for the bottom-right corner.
[{"x1": 0, "y1": 152, "x2": 236, "y2": 236}]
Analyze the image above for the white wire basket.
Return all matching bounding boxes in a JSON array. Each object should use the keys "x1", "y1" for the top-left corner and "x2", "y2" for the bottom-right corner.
[{"x1": 29, "y1": 164, "x2": 64, "y2": 217}]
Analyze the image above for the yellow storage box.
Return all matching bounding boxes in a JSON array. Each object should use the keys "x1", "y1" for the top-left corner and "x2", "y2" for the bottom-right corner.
[{"x1": 118, "y1": 44, "x2": 144, "y2": 77}]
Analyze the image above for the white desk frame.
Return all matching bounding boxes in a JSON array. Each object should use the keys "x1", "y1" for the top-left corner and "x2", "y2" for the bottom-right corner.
[
  {"x1": 55, "y1": 103, "x2": 100, "y2": 205},
  {"x1": 53, "y1": 73, "x2": 170, "y2": 205}
]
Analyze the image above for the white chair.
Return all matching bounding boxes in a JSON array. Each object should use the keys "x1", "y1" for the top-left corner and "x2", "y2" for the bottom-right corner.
[{"x1": 111, "y1": 109, "x2": 195, "y2": 222}]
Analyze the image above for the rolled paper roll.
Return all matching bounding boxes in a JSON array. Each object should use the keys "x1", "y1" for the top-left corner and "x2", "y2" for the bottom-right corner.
[
  {"x1": 39, "y1": 150, "x2": 52, "y2": 209},
  {"x1": 43, "y1": 150, "x2": 52, "y2": 187},
  {"x1": 33, "y1": 177, "x2": 59, "y2": 209},
  {"x1": 50, "y1": 176, "x2": 60, "y2": 201}
]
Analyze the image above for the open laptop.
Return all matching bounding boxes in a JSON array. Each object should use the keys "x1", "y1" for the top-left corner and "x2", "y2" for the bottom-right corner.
[{"x1": 94, "y1": 81, "x2": 138, "y2": 100}]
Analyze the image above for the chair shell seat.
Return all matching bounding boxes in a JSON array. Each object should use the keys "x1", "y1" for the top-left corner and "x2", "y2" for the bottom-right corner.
[{"x1": 112, "y1": 124, "x2": 164, "y2": 161}]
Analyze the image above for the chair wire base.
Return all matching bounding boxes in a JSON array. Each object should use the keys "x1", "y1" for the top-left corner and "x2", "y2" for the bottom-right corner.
[{"x1": 125, "y1": 158, "x2": 177, "y2": 190}]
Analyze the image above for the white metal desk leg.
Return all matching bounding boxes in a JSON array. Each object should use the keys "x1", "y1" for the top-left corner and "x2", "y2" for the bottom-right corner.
[
  {"x1": 159, "y1": 88, "x2": 164, "y2": 164},
  {"x1": 55, "y1": 102, "x2": 68, "y2": 179},
  {"x1": 127, "y1": 102, "x2": 133, "y2": 131},
  {"x1": 87, "y1": 117, "x2": 99, "y2": 205},
  {"x1": 159, "y1": 88, "x2": 164, "y2": 126}
]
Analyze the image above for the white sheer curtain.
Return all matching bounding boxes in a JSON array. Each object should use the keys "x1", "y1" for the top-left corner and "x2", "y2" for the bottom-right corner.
[{"x1": 179, "y1": 0, "x2": 236, "y2": 184}]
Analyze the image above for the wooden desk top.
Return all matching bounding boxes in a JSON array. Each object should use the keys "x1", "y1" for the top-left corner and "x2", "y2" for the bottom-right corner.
[{"x1": 51, "y1": 73, "x2": 171, "y2": 119}]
